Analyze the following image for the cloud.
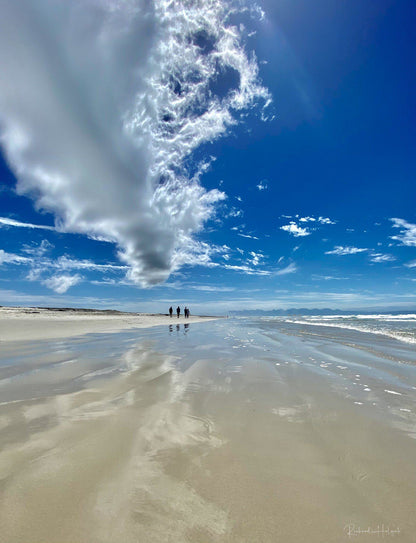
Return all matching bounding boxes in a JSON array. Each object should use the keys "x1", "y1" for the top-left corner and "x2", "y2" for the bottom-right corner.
[
  {"x1": 52, "y1": 256, "x2": 127, "y2": 272},
  {"x1": 317, "y1": 216, "x2": 335, "y2": 225},
  {"x1": 280, "y1": 216, "x2": 335, "y2": 237},
  {"x1": 226, "y1": 207, "x2": 244, "y2": 218},
  {"x1": 256, "y1": 180, "x2": 268, "y2": 191},
  {"x1": 275, "y1": 263, "x2": 297, "y2": 275},
  {"x1": 237, "y1": 233, "x2": 259, "y2": 240},
  {"x1": 42, "y1": 274, "x2": 82, "y2": 294},
  {"x1": 280, "y1": 222, "x2": 310, "y2": 237},
  {"x1": 1, "y1": 240, "x2": 129, "y2": 292},
  {"x1": 248, "y1": 251, "x2": 263, "y2": 266},
  {"x1": 165, "y1": 282, "x2": 236, "y2": 292},
  {"x1": 369, "y1": 253, "x2": 396, "y2": 263},
  {"x1": 22, "y1": 239, "x2": 54, "y2": 257},
  {"x1": 0, "y1": 0, "x2": 270, "y2": 288},
  {"x1": 325, "y1": 246, "x2": 367, "y2": 256},
  {"x1": 0, "y1": 217, "x2": 54, "y2": 230},
  {"x1": 0, "y1": 249, "x2": 31, "y2": 265},
  {"x1": 390, "y1": 218, "x2": 416, "y2": 246},
  {"x1": 223, "y1": 264, "x2": 271, "y2": 276}
]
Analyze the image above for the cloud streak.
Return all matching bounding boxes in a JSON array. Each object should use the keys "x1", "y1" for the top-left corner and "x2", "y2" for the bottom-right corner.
[
  {"x1": 0, "y1": 217, "x2": 54, "y2": 230},
  {"x1": 0, "y1": 0, "x2": 269, "y2": 287},
  {"x1": 325, "y1": 246, "x2": 367, "y2": 256}
]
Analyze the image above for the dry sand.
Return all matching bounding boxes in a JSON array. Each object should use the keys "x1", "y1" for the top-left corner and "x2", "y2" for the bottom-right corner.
[{"x1": 0, "y1": 306, "x2": 219, "y2": 342}]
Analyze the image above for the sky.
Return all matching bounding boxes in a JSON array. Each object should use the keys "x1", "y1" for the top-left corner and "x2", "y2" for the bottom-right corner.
[{"x1": 0, "y1": 0, "x2": 415, "y2": 315}]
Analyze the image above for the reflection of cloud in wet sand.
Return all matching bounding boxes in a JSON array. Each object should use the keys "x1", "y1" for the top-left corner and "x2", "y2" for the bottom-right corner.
[{"x1": 0, "y1": 343, "x2": 227, "y2": 543}]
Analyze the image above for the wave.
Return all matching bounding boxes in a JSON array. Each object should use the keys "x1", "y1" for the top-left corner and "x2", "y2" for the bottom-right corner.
[{"x1": 282, "y1": 316, "x2": 416, "y2": 345}]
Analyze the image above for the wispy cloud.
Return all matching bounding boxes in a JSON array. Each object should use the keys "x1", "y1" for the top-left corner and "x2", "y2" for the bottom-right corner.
[
  {"x1": 0, "y1": 217, "x2": 54, "y2": 230},
  {"x1": 390, "y1": 218, "x2": 416, "y2": 246},
  {"x1": 22, "y1": 239, "x2": 54, "y2": 257},
  {"x1": 276, "y1": 263, "x2": 297, "y2": 275},
  {"x1": 223, "y1": 264, "x2": 271, "y2": 276},
  {"x1": 165, "y1": 282, "x2": 236, "y2": 292},
  {"x1": 237, "y1": 233, "x2": 259, "y2": 240},
  {"x1": 0, "y1": 0, "x2": 270, "y2": 287},
  {"x1": 369, "y1": 253, "x2": 396, "y2": 263},
  {"x1": 0, "y1": 241, "x2": 128, "y2": 293},
  {"x1": 325, "y1": 246, "x2": 368, "y2": 256},
  {"x1": 0, "y1": 249, "x2": 31, "y2": 265},
  {"x1": 311, "y1": 275, "x2": 350, "y2": 281}
]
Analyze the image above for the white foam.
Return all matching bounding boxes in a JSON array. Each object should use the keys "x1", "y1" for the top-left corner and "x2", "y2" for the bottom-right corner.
[{"x1": 384, "y1": 389, "x2": 402, "y2": 396}]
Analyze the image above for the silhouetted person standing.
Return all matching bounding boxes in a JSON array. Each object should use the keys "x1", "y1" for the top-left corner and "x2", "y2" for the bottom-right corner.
[
  {"x1": 169, "y1": 306, "x2": 173, "y2": 318},
  {"x1": 176, "y1": 306, "x2": 180, "y2": 318}
]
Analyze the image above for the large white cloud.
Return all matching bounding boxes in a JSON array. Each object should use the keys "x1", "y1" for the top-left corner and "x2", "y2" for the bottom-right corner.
[{"x1": 0, "y1": 0, "x2": 269, "y2": 287}]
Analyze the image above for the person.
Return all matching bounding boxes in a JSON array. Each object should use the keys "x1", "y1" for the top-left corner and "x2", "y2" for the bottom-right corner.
[
  {"x1": 176, "y1": 306, "x2": 180, "y2": 318},
  {"x1": 169, "y1": 306, "x2": 173, "y2": 318},
  {"x1": 184, "y1": 306, "x2": 188, "y2": 318}
]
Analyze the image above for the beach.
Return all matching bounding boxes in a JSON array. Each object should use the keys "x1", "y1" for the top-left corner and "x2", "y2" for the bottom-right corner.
[
  {"x1": 0, "y1": 306, "x2": 218, "y2": 342},
  {"x1": 0, "y1": 312, "x2": 415, "y2": 542}
]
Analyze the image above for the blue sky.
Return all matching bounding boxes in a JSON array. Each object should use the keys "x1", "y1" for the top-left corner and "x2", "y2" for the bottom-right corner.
[{"x1": 0, "y1": 0, "x2": 415, "y2": 314}]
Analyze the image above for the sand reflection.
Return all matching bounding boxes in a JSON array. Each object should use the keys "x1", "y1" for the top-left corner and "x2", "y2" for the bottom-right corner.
[{"x1": 0, "y1": 336, "x2": 227, "y2": 543}]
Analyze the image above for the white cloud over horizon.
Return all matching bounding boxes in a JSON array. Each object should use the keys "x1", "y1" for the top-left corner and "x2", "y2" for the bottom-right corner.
[{"x1": 0, "y1": 0, "x2": 270, "y2": 287}]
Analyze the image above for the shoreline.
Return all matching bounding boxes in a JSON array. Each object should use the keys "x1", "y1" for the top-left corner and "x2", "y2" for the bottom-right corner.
[{"x1": 0, "y1": 306, "x2": 221, "y2": 342}]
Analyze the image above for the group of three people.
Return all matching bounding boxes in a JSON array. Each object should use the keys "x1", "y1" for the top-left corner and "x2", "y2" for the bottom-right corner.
[{"x1": 169, "y1": 306, "x2": 190, "y2": 318}]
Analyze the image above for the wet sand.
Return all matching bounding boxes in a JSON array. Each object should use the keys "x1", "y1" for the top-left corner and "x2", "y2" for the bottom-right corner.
[{"x1": 0, "y1": 318, "x2": 415, "y2": 542}]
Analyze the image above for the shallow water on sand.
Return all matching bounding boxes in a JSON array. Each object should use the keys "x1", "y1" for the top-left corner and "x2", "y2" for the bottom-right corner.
[{"x1": 0, "y1": 318, "x2": 415, "y2": 542}]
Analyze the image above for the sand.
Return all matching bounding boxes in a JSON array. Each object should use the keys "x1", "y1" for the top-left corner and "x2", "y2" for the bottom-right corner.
[
  {"x1": 0, "y1": 316, "x2": 415, "y2": 542},
  {"x1": 0, "y1": 306, "x2": 219, "y2": 342}
]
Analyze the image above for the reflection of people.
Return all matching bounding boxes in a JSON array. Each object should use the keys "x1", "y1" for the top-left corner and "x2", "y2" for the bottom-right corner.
[
  {"x1": 169, "y1": 306, "x2": 173, "y2": 318},
  {"x1": 169, "y1": 325, "x2": 173, "y2": 334},
  {"x1": 184, "y1": 323, "x2": 189, "y2": 332},
  {"x1": 176, "y1": 306, "x2": 180, "y2": 318}
]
